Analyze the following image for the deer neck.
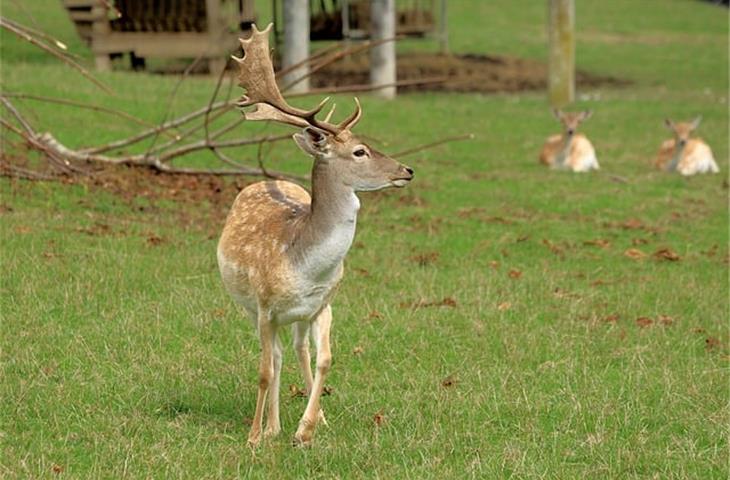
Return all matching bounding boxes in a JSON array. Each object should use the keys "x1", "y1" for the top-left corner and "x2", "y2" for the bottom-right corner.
[
  {"x1": 667, "y1": 141, "x2": 685, "y2": 171},
  {"x1": 556, "y1": 133, "x2": 575, "y2": 167},
  {"x1": 290, "y1": 160, "x2": 360, "y2": 280}
]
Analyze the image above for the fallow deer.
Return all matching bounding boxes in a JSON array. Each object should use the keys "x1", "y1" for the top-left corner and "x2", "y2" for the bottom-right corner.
[
  {"x1": 539, "y1": 109, "x2": 599, "y2": 172},
  {"x1": 654, "y1": 117, "x2": 719, "y2": 175},
  {"x1": 217, "y1": 24, "x2": 414, "y2": 447}
]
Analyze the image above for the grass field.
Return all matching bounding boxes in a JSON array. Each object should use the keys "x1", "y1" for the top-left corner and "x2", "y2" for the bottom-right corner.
[{"x1": 2, "y1": 0, "x2": 729, "y2": 478}]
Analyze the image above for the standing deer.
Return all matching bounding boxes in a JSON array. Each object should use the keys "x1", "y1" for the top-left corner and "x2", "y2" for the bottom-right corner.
[
  {"x1": 654, "y1": 117, "x2": 719, "y2": 175},
  {"x1": 539, "y1": 109, "x2": 599, "y2": 172},
  {"x1": 217, "y1": 24, "x2": 414, "y2": 447}
]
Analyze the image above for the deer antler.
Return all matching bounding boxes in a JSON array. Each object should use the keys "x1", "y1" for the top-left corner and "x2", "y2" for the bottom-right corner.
[{"x1": 232, "y1": 23, "x2": 362, "y2": 137}]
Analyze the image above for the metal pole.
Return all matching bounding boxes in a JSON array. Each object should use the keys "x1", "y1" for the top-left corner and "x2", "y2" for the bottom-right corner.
[
  {"x1": 282, "y1": 0, "x2": 310, "y2": 93},
  {"x1": 548, "y1": 0, "x2": 575, "y2": 107},
  {"x1": 370, "y1": 0, "x2": 396, "y2": 99}
]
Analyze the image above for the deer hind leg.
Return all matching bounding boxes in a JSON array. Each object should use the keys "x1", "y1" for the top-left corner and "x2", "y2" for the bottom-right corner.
[
  {"x1": 293, "y1": 321, "x2": 313, "y2": 394},
  {"x1": 248, "y1": 308, "x2": 276, "y2": 447},
  {"x1": 264, "y1": 333, "x2": 283, "y2": 438},
  {"x1": 294, "y1": 304, "x2": 332, "y2": 446}
]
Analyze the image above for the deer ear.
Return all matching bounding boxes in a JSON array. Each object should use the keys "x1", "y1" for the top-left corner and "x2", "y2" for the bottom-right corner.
[
  {"x1": 580, "y1": 110, "x2": 593, "y2": 121},
  {"x1": 293, "y1": 127, "x2": 330, "y2": 156},
  {"x1": 664, "y1": 118, "x2": 675, "y2": 130},
  {"x1": 690, "y1": 115, "x2": 702, "y2": 130},
  {"x1": 552, "y1": 108, "x2": 563, "y2": 120}
]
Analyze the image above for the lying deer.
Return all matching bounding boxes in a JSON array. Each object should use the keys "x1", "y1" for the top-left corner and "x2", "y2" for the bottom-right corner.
[
  {"x1": 539, "y1": 109, "x2": 599, "y2": 172},
  {"x1": 654, "y1": 117, "x2": 719, "y2": 175},
  {"x1": 217, "y1": 24, "x2": 414, "y2": 447}
]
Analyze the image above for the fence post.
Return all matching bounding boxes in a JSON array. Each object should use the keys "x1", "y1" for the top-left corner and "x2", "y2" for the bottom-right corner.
[{"x1": 548, "y1": 0, "x2": 575, "y2": 108}]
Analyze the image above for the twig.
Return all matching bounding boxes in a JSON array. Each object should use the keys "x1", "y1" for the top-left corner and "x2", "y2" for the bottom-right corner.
[
  {"x1": 158, "y1": 134, "x2": 291, "y2": 163},
  {"x1": 0, "y1": 17, "x2": 114, "y2": 95},
  {"x1": 281, "y1": 36, "x2": 403, "y2": 93},
  {"x1": 392, "y1": 133, "x2": 475, "y2": 158},
  {"x1": 3, "y1": 93, "x2": 178, "y2": 139}
]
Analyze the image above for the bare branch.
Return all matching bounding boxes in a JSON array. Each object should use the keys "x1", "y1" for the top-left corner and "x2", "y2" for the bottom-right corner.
[
  {"x1": 391, "y1": 133, "x2": 475, "y2": 158},
  {"x1": 0, "y1": 17, "x2": 114, "y2": 95}
]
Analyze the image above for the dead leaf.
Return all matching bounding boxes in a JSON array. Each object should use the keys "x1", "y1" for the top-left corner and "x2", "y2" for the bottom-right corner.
[
  {"x1": 705, "y1": 337, "x2": 722, "y2": 350},
  {"x1": 624, "y1": 248, "x2": 647, "y2": 260},
  {"x1": 402, "y1": 297, "x2": 457, "y2": 309},
  {"x1": 211, "y1": 308, "x2": 226, "y2": 318},
  {"x1": 373, "y1": 411, "x2": 385, "y2": 427},
  {"x1": 636, "y1": 317, "x2": 653, "y2": 328},
  {"x1": 352, "y1": 346, "x2": 364, "y2": 355},
  {"x1": 146, "y1": 234, "x2": 164, "y2": 246},
  {"x1": 409, "y1": 251, "x2": 439, "y2": 267},
  {"x1": 365, "y1": 311, "x2": 382, "y2": 321},
  {"x1": 489, "y1": 260, "x2": 500, "y2": 270},
  {"x1": 516, "y1": 234, "x2": 530, "y2": 242},
  {"x1": 603, "y1": 314, "x2": 620, "y2": 323},
  {"x1": 289, "y1": 384, "x2": 306, "y2": 398},
  {"x1": 622, "y1": 218, "x2": 645, "y2": 230},
  {"x1": 52, "y1": 464, "x2": 63, "y2": 474},
  {"x1": 497, "y1": 301, "x2": 512, "y2": 311},
  {"x1": 441, "y1": 374, "x2": 457, "y2": 388},
  {"x1": 508, "y1": 269, "x2": 522, "y2": 279},
  {"x1": 658, "y1": 315, "x2": 673, "y2": 326},
  {"x1": 542, "y1": 239, "x2": 563, "y2": 255},
  {"x1": 583, "y1": 239, "x2": 611, "y2": 248},
  {"x1": 632, "y1": 238, "x2": 649, "y2": 246},
  {"x1": 14, "y1": 225, "x2": 32, "y2": 234},
  {"x1": 691, "y1": 327, "x2": 706, "y2": 334},
  {"x1": 653, "y1": 248, "x2": 680, "y2": 261}
]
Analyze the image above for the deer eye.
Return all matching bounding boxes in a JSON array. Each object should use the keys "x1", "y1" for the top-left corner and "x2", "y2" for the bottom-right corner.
[{"x1": 353, "y1": 148, "x2": 368, "y2": 158}]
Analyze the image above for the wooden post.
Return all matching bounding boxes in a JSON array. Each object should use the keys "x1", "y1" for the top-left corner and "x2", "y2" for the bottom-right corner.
[
  {"x1": 282, "y1": 0, "x2": 310, "y2": 93},
  {"x1": 370, "y1": 0, "x2": 396, "y2": 99},
  {"x1": 438, "y1": 0, "x2": 449, "y2": 54},
  {"x1": 548, "y1": 0, "x2": 574, "y2": 108},
  {"x1": 91, "y1": 5, "x2": 111, "y2": 71}
]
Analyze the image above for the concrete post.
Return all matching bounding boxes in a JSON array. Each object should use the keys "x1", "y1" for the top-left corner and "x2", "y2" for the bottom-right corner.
[
  {"x1": 370, "y1": 0, "x2": 396, "y2": 99},
  {"x1": 282, "y1": 0, "x2": 310, "y2": 93},
  {"x1": 548, "y1": 0, "x2": 575, "y2": 108}
]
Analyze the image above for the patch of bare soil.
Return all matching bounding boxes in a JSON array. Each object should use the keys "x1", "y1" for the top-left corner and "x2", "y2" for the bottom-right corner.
[{"x1": 310, "y1": 52, "x2": 629, "y2": 93}]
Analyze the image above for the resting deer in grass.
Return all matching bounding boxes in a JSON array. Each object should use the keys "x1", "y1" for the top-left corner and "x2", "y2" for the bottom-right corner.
[
  {"x1": 654, "y1": 116, "x2": 719, "y2": 175},
  {"x1": 217, "y1": 24, "x2": 414, "y2": 447},
  {"x1": 539, "y1": 109, "x2": 599, "y2": 172}
]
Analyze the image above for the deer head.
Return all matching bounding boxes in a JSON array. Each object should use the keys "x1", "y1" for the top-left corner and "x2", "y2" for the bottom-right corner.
[
  {"x1": 664, "y1": 116, "x2": 702, "y2": 148},
  {"x1": 553, "y1": 109, "x2": 593, "y2": 137},
  {"x1": 232, "y1": 24, "x2": 413, "y2": 191}
]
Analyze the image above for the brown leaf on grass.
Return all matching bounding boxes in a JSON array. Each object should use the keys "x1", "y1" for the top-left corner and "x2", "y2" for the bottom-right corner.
[
  {"x1": 322, "y1": 386, "x2": 333, "y2": 396},
  {"x1": 41, "y1": 251, "x2": 58, "y2": 259},
  {"x1": 365, "y1": 311, "x2": 382, "y2": 321},
  {"x1": 553, "y1": 288, "x2": 579, "y2": 299},
  {"x1": 542, "y1": 239, "x2": 563, "y2": 255},
  {"x1": 632, "y1": 238, "x2": 649, "y2": 246},
  {"x1": 701, "y1": 244, "x2": 719, "y2": 257},
  {"x1": 705, "y1": 337, "x2": 722, "y2": 350},
  {"x1": 409, "y1": 251, "x2": 439, "y2": 267},
  {"x1": 583, "y1": 239, "x2": 611, "y2": 249},
  {"x1": 211, "y1": 308, "x2": 226, "y2": 318},
  {"x1": 508, "y1": 269, "x2": 522, "y2": 279},
  {"x1": 0, "y1": 204, "x2": 13, "y2": 214},
  {"x1": 441, "y1": 374, "x2": 457, "y2": 388},
  {"x1": 146, "y1": 234, "x2": 164, "y2": 246},
  {"x1": 590, "y1": 279, "x2": 607, "y2": 287},
  {"x1": 289, "y1": 384, "x2": 306, "y2": 398},
  {"x1": 636, "y1": 317, "x2": 653, "y2": 328},
  {"x1": 489, "y1": 260, "x2": 500, "y2": 270},
  {"x1": 691, "y1": 327, "x2": 706, "y2": 334},
  {"x1": 658, "y1": 315, "x2": 674, "y2": 326},
  {"x1": 352, "y1": 345, "x2": 364, "y2": 355},
  {"x1": 497, "y1": 301, "x2": 512, "y2": 311},
  {"x1": 401, "y1": 297, "x2": 457, "y2": 309},
  {"x1": 603, "y1": 314, "x2": 620, "y2": 323},
  {"x1": 516, "y1": 234, "x2": 530, "y2": 242},
  {"x1": 77, "y1": 222, "x2": 112, "y2": 236},
  {"x1": 653, "y1": 248, "x2": 680, "y2": 261},
  {"x1": 624, "y1": 248, "x2": 647, "y2": 260},
  {"x1": 621, "y1": 218, "x2": 645, "y2": 230},
  {"x1": 52, "y1": 464, "x2": 63, "y2": 474},
  {"x1": 14, "y1": 225, "x2": 31, "y2": 234},
  {"x1": 353, "y1": 267, "x2": 371, "y2": 277},
  {"x1": 373, "y1": 411, "x2": 385, "y2": 427}
]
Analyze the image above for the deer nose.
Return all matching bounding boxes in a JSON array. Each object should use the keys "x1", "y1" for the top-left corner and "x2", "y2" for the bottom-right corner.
[
  {"x1": 404, "y1": 166, "x2": 414, "y2": 177},
  {"x1": 567, "y1": 129, "x2": 575, "y2": 135}
]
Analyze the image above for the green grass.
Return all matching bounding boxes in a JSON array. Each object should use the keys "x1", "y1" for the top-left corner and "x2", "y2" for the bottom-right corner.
[{"x1": 2, "y1": 0, "x2": 729, "y2": 478}]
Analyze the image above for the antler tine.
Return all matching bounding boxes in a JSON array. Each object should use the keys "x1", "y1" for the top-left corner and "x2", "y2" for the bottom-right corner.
[
  {"x1": 337, "y1": 97, "x2": 362, "y2": 131},
  {"x1": 234, "y1": 23, "x2": 365, "y2": 137},
  {"x1": 323, "y1": 103, "x2": 337, "y2": 123}
]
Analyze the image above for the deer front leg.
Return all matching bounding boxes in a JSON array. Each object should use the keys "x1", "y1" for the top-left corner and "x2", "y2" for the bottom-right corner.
[
  {"x1": 294, "y1": 305, "x2": 332, "y2": 446},
  {"x1": 293, "y1": 320, "x2": 327, "y2": 426},
  {"x1": 264, "y1": 334, "x2": 283, "y2": 438},
  {"x1": 248, "y1": 310, "x2": 275, "y2": 447}
]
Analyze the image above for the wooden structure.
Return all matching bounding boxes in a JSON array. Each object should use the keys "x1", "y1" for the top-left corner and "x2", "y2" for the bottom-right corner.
[
  {"x1": 548, "y1": 0, "x2": 575, "y2": 107},
  {"x1": 272, "y1": 0, "x2": 448, "y2": 51},
  {"x1": 62, "y1": 0, "x2": 256, "y2": 74}
]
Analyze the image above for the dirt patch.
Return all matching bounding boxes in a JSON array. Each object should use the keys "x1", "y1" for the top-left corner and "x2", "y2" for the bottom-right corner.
[{"x1": 310, "y1": 52, "x2": 629, "y2": 93}]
